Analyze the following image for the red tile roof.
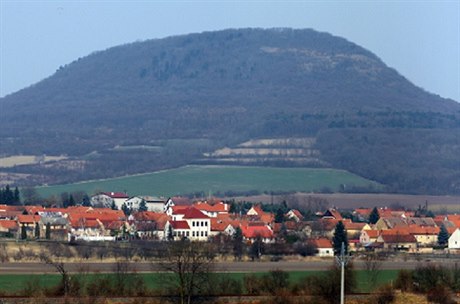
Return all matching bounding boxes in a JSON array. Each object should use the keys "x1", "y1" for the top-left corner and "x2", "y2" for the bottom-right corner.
[
  {"x1": 408, "y1": 225, "x2": 440, "y2": 235},
  {"x1": 248, "y1": 205, "x2": 266, "y2": 216},
  {"x1": 353, "y1": 208, "x2": 373, "y2": 216},
  {"x1": 211, "y1": 219, "x2": 230, "y2": 232},
  {"x1": 343, "y1": 221, "x2": 366, "y2": 231},
  {"x1": 241, "y1": 225, "x2": 274, "y2": 239},
  {"x1": 309, "y1": 238, "x2": 332, "y2": 249},
  {"x1": 380, "y1": 234, "x2": 417, "y2": 243},
  {"x1": 174, "y1": 207, "x2": 209, "y2": 219},
  {"x1": 170, "y1": 220, "x2": 190, "y2": 230},
  {"x1": 322, "y1": 209, "x2": 343, "y2": 220},
  {"x1": 0, "y1": 205, "x2": 24, "y2": 212},
  {"x1": 17, "y1": 214, "x2": 40, "y2": 223},
  {"x1": 102, "y1": 192, "x2": 129, "y2": 199},
  {"x1": 193, "y1": 201, "x2": 228, "y2": 213},
  {"x1": 24, "y1": 206, "x2": 45, "y2": 214},
  {"x1": 288, "y1": 209, "x2": 304, "y2": 219},
  {"x1": 0, "y1": 220, "x2": 19, "y2": 230},
  {"x1": 363, "y1": 230, "x2": 380, "y2": 238},
  {"x1": 70, "y1": 218, "x2": 100, "y2": 229}
]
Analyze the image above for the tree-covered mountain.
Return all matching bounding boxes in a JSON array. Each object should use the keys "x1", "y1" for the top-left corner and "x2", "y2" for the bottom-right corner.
[{"x1": 1, "y1": 28, "x2": 459, "y2": 194}]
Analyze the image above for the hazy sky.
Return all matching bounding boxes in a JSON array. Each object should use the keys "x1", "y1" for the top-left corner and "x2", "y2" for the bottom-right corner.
[{"x1": 1, "y1": 1, "x2": 459, "y2": 101}]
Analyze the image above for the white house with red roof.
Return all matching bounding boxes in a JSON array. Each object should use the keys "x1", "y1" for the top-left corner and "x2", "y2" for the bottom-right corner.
[
  {"x1": 193, "y1": 201, "x2": 229, "y2": 218},
  {"x1": 241, "y1": 224, "x2": 274, "y2": 243},
  {"x1": 165, "y1": 220, "x2": 191, "y2": 240},
  {"x1": 168, "y1": 206, "x2": 211, "y2": 241},
  {"x1": 247, "y1": 204, "x2": 265, "y2": 216},
  {"x1": 309, "y1": 238, "x2": 334, "y2": 257},
  {"x1": 286, "y1": 209, "x2": 304, "y2": 222},
  {"x1": 210, "y1": 218, "x2": 236, "y2": 237}
]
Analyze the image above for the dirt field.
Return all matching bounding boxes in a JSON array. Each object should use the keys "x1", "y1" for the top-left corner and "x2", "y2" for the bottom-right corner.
[
  {"x1": 234, "y1": 192, "x2": 460, "y2": 212},
  {"x1": 0, "y1": 155, "x2": 67, "y2": 168}
]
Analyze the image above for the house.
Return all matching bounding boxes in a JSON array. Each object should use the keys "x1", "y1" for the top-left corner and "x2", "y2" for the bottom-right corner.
[
  {"x1": 130, "y1": 211, "x2": 169, "y2": 239},
  {"x1": 322, "y1": 209, "x2": 343, "y2": 220},
  {"x1": 124, "y1": 196, "x2": 166, "y2": 212},
  {"x1": 247, "y1": 205, "x2": 265, "y2": 216},
  {"x1": 376, "y1": 230, "x2": 417, "y2": 251},
  {"x1": 0, "y1": 220, "x2": 19, "y2": 237},
  {"x1": 448, "y1": 228, "x2": 460, "y2": 250},
  {"x1": 17, "y1": 214, "x2": 41, "y2": 239},
  {"x1": 309, "y1": 238, "x2": 334, "y2": 257},
  {"x1": 68, "y1": 216, "x2": 104, "y2": 241},
  {"x1": 164, "y1": 197, "x2": 192, "y2": 213},
  {"x1": 286, "y1": 209, "x2": 304, "y2": 222},
  {"x1": 38, "y1": 212, "x2": 69, "y2": 241},
  {"x1": 193, "y1": 201, "x2": 229, "y2": 218},
  {"x1": 0, "y1": 205, "x2": 23, "y2": 220},
  {"x1": 90, "y1": 192, "x2": 129, "y2": 209},
  {"x1": 210, "y1": 218, "x2": 236, "y2": 237},
  {"x1": 67, "y1": 208, "x2": 125, "y2": 241},
  {"x1": 241, "y1": 224, "x2": 274, "y2": 243},
  {"x1": 409, "y1": 225, "x2": 440, "y2": 246},
  {"x1": 374, "y1": 217, "x2": 407, "y2": 230},
  {"x1": 310, "y1": 219, "x2": 337, "y2": 238},
  {"x1": 169, "y1": 207, "x2": 210, "y2": 241},
  {"x1": 343, "y1": 221, "x2": 369, "y2": 239},
  {"x1": 359, "y1": 229, "x2": 380, "y2": 245},
  {"x1": 352, "y1": 208, "x2": 373, "y2": 222},
  {"x1": 165, "y1": 220, "x2": 191, "y2": 240}
]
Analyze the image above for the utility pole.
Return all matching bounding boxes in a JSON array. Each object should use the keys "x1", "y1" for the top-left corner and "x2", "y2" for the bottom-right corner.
[{"x1": 336, "y1": 242, "x2": 351, "y2": 304}]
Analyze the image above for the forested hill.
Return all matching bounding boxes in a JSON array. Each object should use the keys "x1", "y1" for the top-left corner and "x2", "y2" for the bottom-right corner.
[{"x1": 1, "y1": 28, "x2": 459, "y2": 194}]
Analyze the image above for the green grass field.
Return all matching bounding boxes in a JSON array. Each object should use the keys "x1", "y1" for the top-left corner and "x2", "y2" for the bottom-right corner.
[
  {"x1": 37, "y1": 165, "x2": 381, "y2": 198},
  {"x1": 0, "y1": 270, "x2": 398, "y2": 295}
]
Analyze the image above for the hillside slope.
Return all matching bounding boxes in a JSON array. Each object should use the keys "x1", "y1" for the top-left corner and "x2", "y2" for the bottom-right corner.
[{"x1": 1, "y1": 28, "x2": 459, "y2": 194}]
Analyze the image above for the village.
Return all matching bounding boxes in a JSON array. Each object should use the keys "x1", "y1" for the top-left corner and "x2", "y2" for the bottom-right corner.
[{"x1": 1, "y1": 191, "x2": 460, "y2": 257}]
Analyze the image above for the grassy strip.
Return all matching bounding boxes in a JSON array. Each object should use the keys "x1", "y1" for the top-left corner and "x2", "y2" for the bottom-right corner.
[
  {"x1": 0, "y1": 270, "x2": 398, "y2": 295},
  {"x1": 37, "y1": 165, "x2": 381, "y2": 197}
]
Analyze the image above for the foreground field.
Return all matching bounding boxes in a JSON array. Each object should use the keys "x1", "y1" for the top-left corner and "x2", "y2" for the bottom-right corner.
[
  {"x1": 37, "y1": 165, "x2": 381, "y2": 198},
  {"x1": 0, "y1": 270, "x2": 398, "y2": 294}
]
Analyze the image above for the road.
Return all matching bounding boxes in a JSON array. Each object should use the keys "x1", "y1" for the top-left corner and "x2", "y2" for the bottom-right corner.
[{"x1": 1, "y1": 257, "x2": 459, "y2": 274}]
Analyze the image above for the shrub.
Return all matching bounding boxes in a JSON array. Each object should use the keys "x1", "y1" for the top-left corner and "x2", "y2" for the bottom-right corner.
[
  {"x1": 262, "y1": 269, "x2": 290, "y2": 295},
  {"x1": 394, "y1": 269, "x2": 413, "y2": 292},
  {"x1": 412, "y1": 264, "x2": 453, "y2": 293},
  {"x1": 373, "y1": 284, "x2": 395, "y2": 304},
  {"x1": 426, "y1": 284, "x2": 455, "y2": 304},
  {"x1": 243, "y1": 274, "x2": 264, "y2": 295}
]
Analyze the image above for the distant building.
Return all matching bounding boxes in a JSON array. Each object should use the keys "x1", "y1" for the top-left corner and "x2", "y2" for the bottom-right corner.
[
  {"x1": 124, "y1": 196, "x2": 166, "y2": 212},
  {"x1": 91, "y1": 192, "x2": 129, "y2": 209}
]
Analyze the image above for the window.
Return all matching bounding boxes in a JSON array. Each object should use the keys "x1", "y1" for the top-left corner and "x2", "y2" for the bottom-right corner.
[
  {"x1": 192, "y1": 231, "x2": 195, "y2": 237},
  {"x1": 205, "y1": 231, "x2": 208, "y2": 236},
  {"x1": 205, "y1": 221, "x2": 208, "y2": 226},
  {"x1": 201, "y1": 221, "x2": 204, "y2": 227},
  {"x1": 201, "y1": 231, "x2": 204, "y2": 237}
]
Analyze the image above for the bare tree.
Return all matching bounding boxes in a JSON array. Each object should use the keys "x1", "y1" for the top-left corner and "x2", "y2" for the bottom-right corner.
[
  {"x1": 157, "y1": 240, "x2": 216, "y2": 304},
  {"x1": 39, "y1": 251, "x2": 72, "y2": 295},
  {"x1": 362, "y1": 252, "x2": 383, "y2": 289}
]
